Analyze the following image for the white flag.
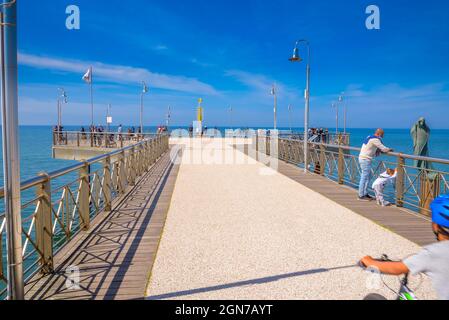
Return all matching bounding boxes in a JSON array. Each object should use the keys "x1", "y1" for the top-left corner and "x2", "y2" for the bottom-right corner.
[
  {"x1": 142, "y1": 81, "x2": 149, "y2": 93},
  {"x1": 82, "y1": 67, "x2": 92, "y2": 84}
]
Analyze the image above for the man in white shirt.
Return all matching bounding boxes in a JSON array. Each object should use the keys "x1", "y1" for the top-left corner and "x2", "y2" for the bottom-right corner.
[{"x1": 358, "y1": 129, "x2": 393, "y2": 201}]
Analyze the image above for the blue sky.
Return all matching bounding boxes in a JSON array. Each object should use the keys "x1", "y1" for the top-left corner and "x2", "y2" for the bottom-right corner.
[{"x1": 17, "y1": 0, "x2": 449, "y2": 128}]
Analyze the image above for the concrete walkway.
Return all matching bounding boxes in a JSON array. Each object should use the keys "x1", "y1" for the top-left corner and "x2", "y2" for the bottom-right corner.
[{"x1": 146, "y1": 138, "x2": 436, "y2": 300}]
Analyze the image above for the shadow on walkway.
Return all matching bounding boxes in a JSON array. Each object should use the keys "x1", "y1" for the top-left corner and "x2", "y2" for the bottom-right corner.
[{"x1": 147, "y1": 264, "x2": 356, "y2": 300}]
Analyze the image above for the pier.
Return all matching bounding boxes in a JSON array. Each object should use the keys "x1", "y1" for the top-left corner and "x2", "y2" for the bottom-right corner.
[{"x1": 1, "y1": 131, "x2": 448, "y2": 299}]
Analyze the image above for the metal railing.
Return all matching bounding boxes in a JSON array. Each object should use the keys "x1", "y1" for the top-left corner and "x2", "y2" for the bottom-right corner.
[
  {"x1": 279, "y1": 132, "x2": 350, "y2": 146},
  {"x1": 0, "y1": 134, "x2": 170, "y2": 298},
  {"x1": 255, "y1": 134, "x2": 449, "y2": 217},
  {"x1": 52, "y1": 131, "x2": 158, "y2": 149}
]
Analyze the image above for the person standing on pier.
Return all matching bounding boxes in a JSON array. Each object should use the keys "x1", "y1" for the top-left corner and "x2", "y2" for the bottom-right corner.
[{"x1": 358, "y1": 129, "x2": 393, "y2": 201}]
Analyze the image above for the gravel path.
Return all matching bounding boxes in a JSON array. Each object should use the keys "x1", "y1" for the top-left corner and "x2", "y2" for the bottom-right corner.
[{"x1": 146, "y1": 138, "x2": 436, "y2": 300}]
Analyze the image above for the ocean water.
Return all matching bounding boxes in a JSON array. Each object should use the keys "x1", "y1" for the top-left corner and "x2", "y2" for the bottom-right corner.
[{"x1": 0, "y1": 126, "x2": 448, "y2": 184}]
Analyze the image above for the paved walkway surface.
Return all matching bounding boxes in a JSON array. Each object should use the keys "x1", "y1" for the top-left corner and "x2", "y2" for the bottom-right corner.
[
  {"x1": 146, "y1": 139, "x2": 437, "y2": 300},
  {"x1": 25, "y1": 149, "x2": 180, "y2": 300}
]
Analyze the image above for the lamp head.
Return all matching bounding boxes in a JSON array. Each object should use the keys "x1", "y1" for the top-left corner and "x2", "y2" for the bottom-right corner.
[{"x1": 289, "y1": 46, "x2": 302, "y2": 62}]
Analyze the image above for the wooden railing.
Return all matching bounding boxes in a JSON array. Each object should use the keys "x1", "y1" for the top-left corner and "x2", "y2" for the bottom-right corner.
[
  {"x1": 0, "y1": 134, "x2": 170, "y2": 298},
  {"x1": 254, "y1": 133, "x2": 449, "y2": 217}
]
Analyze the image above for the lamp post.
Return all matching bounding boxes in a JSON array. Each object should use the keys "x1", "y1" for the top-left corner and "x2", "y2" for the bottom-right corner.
[
  {"x1": 106, "y1": 104, "x2": 112, "y2": 133},
  {"x1": 166, "y1": 106, "x2": 171, "y2": 129},
  {"x1": 229, "y1": 105, "x2": 233, "y2": 128},
  {"x1": 140, "y1": 81, "x2": 148, "y2": 133},
  {"x1": 0, "y1": 0, "x2": 24, "y2": 300},
  {"x1": 57, "y1": 87, "x2": 67, "y2": 129},
  {"x1": 332, "y1": 101, "x2": 338, "y2": 134},
  {"x1": 289, "y1": 39, "x2": 311, "y2": 173},
  {"x1": 288, "y1": 104, "x2": 293, "y2": 133},
  {"x1": 270, "y1": 85, "x2": 277, "y2": 130},
  {"x1": 339, "y1": 92, "x2": 346, "y2": 134}
]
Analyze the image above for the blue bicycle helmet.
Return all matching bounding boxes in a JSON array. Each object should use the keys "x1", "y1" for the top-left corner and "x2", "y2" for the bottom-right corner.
[{"x1": 430, "y1": 195, "x2": 449, "y2": 229}]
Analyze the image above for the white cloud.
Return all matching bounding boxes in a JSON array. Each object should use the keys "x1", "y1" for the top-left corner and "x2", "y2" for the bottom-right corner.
[
  {"x1": 18, "y1": 52, "x2": 219, "y2": 95},
  {"x1": 154, "y1": 45, "x2": 168, "y2": 51},
  {"x1": 314, "y1": 83, "x2": 449, "y2": 129},
  {"x1": 225, "y1": 69, "x2": 301, "y2": 101}
]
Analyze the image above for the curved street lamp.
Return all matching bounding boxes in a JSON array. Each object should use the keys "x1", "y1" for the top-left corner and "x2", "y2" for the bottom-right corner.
[
  {"x1": 270, "y1": 84, "x2": 277, "y2": 130},
  {"x1": 289, "y1": 39, "x2": 311, "y2": 173},
  {"x1": 140, "y1": 81, "x2": 149, "y2": 133},
  {"x1": 338, "y1": 92, "x2": 347, "y2": 134},
  {"x1": 57, "y1": 87, "x2": 67, "y2": 131},
  {"x1": 332, "y1": 101, "x2": 338, "y2": 134}
]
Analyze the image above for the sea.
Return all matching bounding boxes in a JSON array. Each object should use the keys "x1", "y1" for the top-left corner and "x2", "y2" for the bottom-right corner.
[{"x1": 0, "y1": 126, "x2": 448, "y2": 183}]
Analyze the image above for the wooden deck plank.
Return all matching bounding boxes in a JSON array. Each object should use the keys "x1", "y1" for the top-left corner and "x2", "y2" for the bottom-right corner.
[
  {"x1": 245, "y1": 147, "x2": 435, "y2": 247},
  {"x1": 25, "y1": 148, "x2": 181, "y2": 300}
]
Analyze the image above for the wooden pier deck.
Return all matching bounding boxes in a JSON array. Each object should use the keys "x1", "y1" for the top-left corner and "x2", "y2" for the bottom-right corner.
[
  {"x1": 244, "y1": 145, "x2": 435, "y2": 247},
  {"x1": 22, "y1": 139, "x2": 436, "y2": 300},
  {"x1": 24, "y1": 149, "x2": 181, "y2": 300}
]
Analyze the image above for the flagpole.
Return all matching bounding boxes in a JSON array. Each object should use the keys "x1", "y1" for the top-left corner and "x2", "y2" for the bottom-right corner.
[
  {"x1": 140, "y1": 92, "x2": 143, "y2": 133},
  {"x1": 90, "y1": 66, "x2": 93, "y2": 128}
]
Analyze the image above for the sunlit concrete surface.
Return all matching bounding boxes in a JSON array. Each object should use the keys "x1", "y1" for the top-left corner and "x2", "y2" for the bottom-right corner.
[{"x1": 146, "y1": 138, "x2": 436, "y2": 300}]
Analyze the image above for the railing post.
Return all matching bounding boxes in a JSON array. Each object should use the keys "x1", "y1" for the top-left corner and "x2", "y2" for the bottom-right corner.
[
  {"x1": 255, "y1": 131, "x2": 259, "y2": 153},
  {"x1": 35, "y1": 173, "x2": 54, "y2": 274},
  {"x1": 79, "y1": 163, "x2": 91, "y2": 230},
  {"x1": 158, "y1": 136, "x2": 163, "y2": 158},
  {"x1": 119, "y1": 150, "x2": 127, "y2": 194},
  {"x1": 395, "y1": 155, "x2": 405, "y2": 207},
  {"x1": 137, "y1": 144, "x2": 144, "y2": 176},
  {"x1": 77, "y1": 132, "x2": 80, "y2": 147},
  {"x1": 90, "y1": 133, "x2": 94, "y2": 148},
  {"x1": 419, "y1": 170, "x2": 440, "y2": 216},
  {"x1": 158, "y1": 135, "x2": 164, "y2": 159},
  {"x1": 152, "y1": 139, "x2": 157, "y2": 164},
  {"x1": 144, "y1": 140, "x2": 150, "y2": 170},
  {"x1": 103, "y1": 156, "x2": 112, "y2": 212},
  {"x1": 320, "y1": 144, "x2": 326, "y2": 176},
  {"x1": 338, "y1": 146, "x2": 344, "y2": 184},
  {"x1": 129, "y1": 147, "x2": 136, "y2": 186},
  {"x1": 265, "y1": 136, "x2": 271, "y2": 156}
]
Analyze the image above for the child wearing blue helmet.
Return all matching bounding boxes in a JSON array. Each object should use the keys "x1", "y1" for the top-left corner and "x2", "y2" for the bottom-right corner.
[{"x1": 360, "y1": 195, "x2": 449, "y2": 300}]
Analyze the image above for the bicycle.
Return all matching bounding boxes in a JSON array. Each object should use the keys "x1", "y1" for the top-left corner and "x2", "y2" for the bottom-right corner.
[{"x1": 359, "y1": 254, "x2": 419, "y2": 300}]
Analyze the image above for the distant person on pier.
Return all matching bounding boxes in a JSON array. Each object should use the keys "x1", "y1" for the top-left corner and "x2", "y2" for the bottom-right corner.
[
  {"x1": 97, "y1": 125, "x2": 104, "y2": 146},
  {"x1": 81, "y1": 127, "x2": 87, "y2": 141},
  {"x1": 117, "y1": 124, "x2": 123, "y2": 142},
  {"x1": 358, "y1": 129, "x2": 393, "y2": 201}
]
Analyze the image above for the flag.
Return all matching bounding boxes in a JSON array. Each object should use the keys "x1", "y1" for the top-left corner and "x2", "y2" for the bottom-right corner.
[
  {"x1": 82, "y1": 67, "x2": 92, "y2": 84},
  {"x1": 142, "y1": 81, "x2": 149, "y2": 93},
  {"x1": 270, "y1": 86, "x2": 276, "y2": 96}
]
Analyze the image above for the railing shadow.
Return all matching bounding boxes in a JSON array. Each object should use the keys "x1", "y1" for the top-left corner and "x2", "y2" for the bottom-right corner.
[
  {"x1": 146, "y1": 264, "x2": 356, "y2": 300},
  {"x1": 25, "y1": 149, "x2": 177, "y2": 300}
]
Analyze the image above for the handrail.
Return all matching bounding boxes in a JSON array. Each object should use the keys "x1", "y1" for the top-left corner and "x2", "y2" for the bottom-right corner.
[
  {"x1": 0, "y1": 132, "x2": 170, "y2": 298},
  {"x1": 0, "y1": 134, "x2": 169, "y2": 197},
  {"x1": 53, "y1": 130, "x2": 159, "y2": 135},
  {"x1": 254, "y1": 134, "x2": 449, "y2": 218},
  {"x1": 264, "y1": 136, "x2": 449, "y2": 166}
]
